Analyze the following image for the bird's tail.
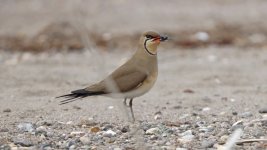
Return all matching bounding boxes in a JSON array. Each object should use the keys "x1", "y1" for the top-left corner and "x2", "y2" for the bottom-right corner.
[{"x1": 56, "y1": 89, "x2": 105, "y2": 105}]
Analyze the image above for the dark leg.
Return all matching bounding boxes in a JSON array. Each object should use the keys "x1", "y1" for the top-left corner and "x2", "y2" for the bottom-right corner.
[{"x1": 129, "y1": 98, "x2": 135, "y2": 122}]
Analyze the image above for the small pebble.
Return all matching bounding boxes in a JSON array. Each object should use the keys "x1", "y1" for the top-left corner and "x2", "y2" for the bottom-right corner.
[
  {"x1": 259, "y1": 108, "x2": 267, "y2": 113},
  {"x1": 232, "y1": 111, "x2": 238, "y2": 115},
  {"x1": 178, "y1": 130, "x2": 194, "y2": 143},
  {"x1": 0, "y1": 128, "x2": 9, "y2": 132},
  {"x1": 70, "y1": 131, "x2": 85, "y2": 137},
  {"x1": 199, "y1": 126, "x2": 214, "y2": 132},
  {"x1": 36, "y1": 126, "x2": 47, "y2": 133},
  {"x1": 150, "y1": 135, "x2": 158, "y2": 140},
  {"x1": 80, "y1": 136, "x2": 91, "y2": 145},
  {"x1": 3, "y1": 108, "x2": 11, "y2": 112},
  {"x1": 103, "y1": 129, "x2": 116, "y2": 137},
  {"x1": 78, "y1": 118, "x2": 97, "y2": 127},
  {"x1": 239, "y1": 112, "x2": 253, "y2": 118},
  {"x1": 154, "y1": 114, "x2": 162, "y2": 120},
  {"x1": 194, "y1": 31, "x2": 209, "y2": 42},
  {"x1": 145, "y1": 127, "x2": 160, "y2": 135},
  {"x1": 201, "y1": 139, "x2": 216, "y2": 148},
  {"x1": 73, "y1": 105, "x2": 81, "y2": 110},
  {"x1": 173, "y1": 106, "x2": 182, "y2": 109},
  {"x1": 13, "y1": 138, "x2": 33, "y2": 147},
  {"x1": 90, "y1": 127, "x2": 100, "y2": 133},
  {"x1": 219, "y1": 135, "x2": 229, "y2": 144},
  {"x1": 121, "y1": 126, "x2": 129, "y2": 133},
  {"x1": 202, "y1": 107, "x2": 211, "y2": 112},
  {"x1": 230, "y1": 98, "x2": 236, "y2": 102},
  {"x1": 66, "y1": 121, "x2": 73, "y2": 125},
  {"x1": 69, "y1": 145, "x2": 76, "y2": 150},
  {"x1": 108, "y1": 106, "x2": 114, "y2": 109},
  {"x1": 183, "y1": 89, "x2": 195, "y2": 93},
  {"x1": 17, "y1": 123, "x2": 34, "y2": 132}
]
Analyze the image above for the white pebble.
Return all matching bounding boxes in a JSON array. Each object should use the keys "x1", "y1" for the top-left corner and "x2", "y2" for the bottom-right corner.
[
  {"x1": 145, "y1": 127, "x2": 160, "y2": 135},
  {"x1": 80, "y1": 136, "x2": 90, "y2": 145},
  {"x1": 66, "y1": 121, "x2": 73, "y2": 125},
  {"x1": 70, "y1": 131, "x2": 85, "y2": 136},
  {"x1": 17, "y1": 123, "x2": 34, "y2": 132},
  {"x1": 178, "y1": 130, "x2": 194, "y2": 143},
  {"x1": 194, "y1": 31, "x2": 209, "y2": 41},
  {"x1": 103, "y1": 129, "x2": 116, "y2": 137},
  {"x1": 176, "y1": 148, "x2": 188, "y2": 150},
  {"x1": 154, "y1": 114, "x2": 162, "y2": 120},
  {"x1": 36, "y1": 126, "x2": 47, "y2": 132},
  {"x1": 108, "y1": 106, "x2": 114, "y2": 109},
  {"x1": 230, "y1": 98, "x2": 236, "y2": 102},
  {"x1": 202, "y1": 107, "x2": 211, "y2": 112}
]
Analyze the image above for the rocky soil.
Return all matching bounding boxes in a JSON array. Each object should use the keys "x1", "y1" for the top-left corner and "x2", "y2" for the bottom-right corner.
[{"x1": 0, "y1": 0, "x2": 267, "y2": 149}]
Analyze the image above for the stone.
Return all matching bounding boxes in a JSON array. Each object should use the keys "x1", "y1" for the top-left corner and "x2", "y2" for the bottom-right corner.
[
  {"x1": 149, "y1": 135, "x2": 158, "y2": 140},
  {"x1": 80, "y1": 136, "x2": 91, "y2": 145},
  {"x1": 0, "y1": 128, "x2": 9, "y2": 132},
  {"x1": 3, "y1": 108, "x2": 11, "y2": 112},
  {"x1": 69, "y1": 145, "x2": 76, "y2": 150},
  {"x1": 145, "y1": 127, "x2": 160, "y2": 135},
  {"x1": 90, "y1": 127, "x2": 100, "y2": 133},
  {"x1": 183, "y1": 89, "x2": 195, "y2": 93},
  {"x1": 239, "y1": 112, "x2": 253, "y2": 118},
  {"x1": 199, "y1": 126, "x2": 214, "y2": 132},
  {"x1": 70, "y1": 131, "x2": 85, "y2": 137},
  {"x1": 17, "y1": 123, "x2": 34, "y2": 132},
  {"x1": 36, "y1": 126, "x2": 47, "y2": 134},
  {"x1": 154, "y1": 114, "x2": 162, "y2": 120},
  {"x1": 201, "y1": 139, "x2": 216, "y2": 148},
  {"x1": 178, "y1": 130, "x2": 194, "y2": 143},
  {"x1": 218, "y1": 135, "x2": 229, "y2": 144},
  {"x1": 103, "y1": 129, "x2": 116, "y2": 138},
  {"x1": 259, "y1": 108, "x2": 267, "y2": 113},
  {"x1": 202, "y1": 107, "x2": 211, "y2": 112},
  {"x1": 78, "y1": 118, "x2": 97, "y2": 127},
  {"x1": 13, "y1": 138, "x2": 33, "y2": 147},
  {"x1": 121, "y1": 126, "x2": 129, "y2": 133}
]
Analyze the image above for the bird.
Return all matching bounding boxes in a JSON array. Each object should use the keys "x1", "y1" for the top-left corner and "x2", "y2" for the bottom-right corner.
[{"x1": 57, "y1": 31, "x2": 168, "y2": 121}]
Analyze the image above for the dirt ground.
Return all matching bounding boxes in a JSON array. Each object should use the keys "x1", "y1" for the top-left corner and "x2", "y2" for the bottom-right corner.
[{"x1": 0, "y1": 0, "x2": 267, "y2": 149}]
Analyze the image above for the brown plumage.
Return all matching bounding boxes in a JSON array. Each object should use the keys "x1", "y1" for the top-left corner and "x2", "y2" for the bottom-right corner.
[{"x1": 57, "y1": 31, "x2": 168, "y2": 121}]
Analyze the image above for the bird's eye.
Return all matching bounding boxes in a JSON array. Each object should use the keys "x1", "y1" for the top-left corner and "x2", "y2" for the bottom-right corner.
[{"x1": 146, "y1": 35, "x2": 153, "y2": 39}]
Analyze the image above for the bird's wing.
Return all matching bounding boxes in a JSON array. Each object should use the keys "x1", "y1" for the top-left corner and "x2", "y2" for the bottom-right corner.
[
  {"x1": 109, "y1": 70, "x2": 147, "y2": 92},
  {"x1": 85, "y1": 66, "x2": 147, "y2": 93}
]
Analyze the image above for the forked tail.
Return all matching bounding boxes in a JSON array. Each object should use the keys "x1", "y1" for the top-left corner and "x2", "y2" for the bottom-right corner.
[{"x1": 56, "y1": 89, "x2": 105, "y2": 105}]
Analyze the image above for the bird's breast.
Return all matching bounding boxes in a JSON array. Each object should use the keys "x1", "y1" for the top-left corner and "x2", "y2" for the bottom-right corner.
[{"x1": 123, "y1": 70, "x2": 158, "y2": 98}]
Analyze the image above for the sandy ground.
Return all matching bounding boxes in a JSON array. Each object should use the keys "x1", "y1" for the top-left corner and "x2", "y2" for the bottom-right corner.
[
  {"x1": 0, "y1": 47, "x2": 267, "y2": 122},
  {"x1": 0, "y1": 0, "x2": 267, "y2": 149},
  {"x1": 1, "y1": 47, "x2": 267, "y2": 149}
]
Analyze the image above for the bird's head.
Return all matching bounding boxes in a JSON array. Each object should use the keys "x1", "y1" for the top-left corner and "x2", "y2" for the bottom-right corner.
[{"x1": 139, "y1": 31, "x2": 168, "y2": 55}]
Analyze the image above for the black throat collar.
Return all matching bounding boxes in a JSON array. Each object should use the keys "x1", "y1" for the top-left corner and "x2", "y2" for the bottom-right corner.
[{"x1": 144, "y1": 39, "x2": 156, "y2": 55}]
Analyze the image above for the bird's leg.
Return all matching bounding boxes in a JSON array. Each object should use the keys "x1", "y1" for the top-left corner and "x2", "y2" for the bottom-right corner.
[
  {"x1": 123, "y1": 98, "x2": 127, "y2": 106},
  {"x1": 129, "y1": 98, "x2": 135, "y2": 122}
]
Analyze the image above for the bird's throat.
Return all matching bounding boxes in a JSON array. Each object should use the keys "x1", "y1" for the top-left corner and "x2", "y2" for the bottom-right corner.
[{"x1": 144, "y1": 40, "x2": 157, "y2": 55}]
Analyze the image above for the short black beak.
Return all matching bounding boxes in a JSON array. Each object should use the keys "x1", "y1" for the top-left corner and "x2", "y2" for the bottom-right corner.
[{"x1": 160, "y1": 35, "x2": 168, "y2": 41}]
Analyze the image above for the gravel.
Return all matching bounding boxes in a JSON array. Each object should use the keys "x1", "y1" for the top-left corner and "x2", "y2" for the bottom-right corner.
[{"x1": 1, "y1": 49, "x2": 267, "y2": 149}]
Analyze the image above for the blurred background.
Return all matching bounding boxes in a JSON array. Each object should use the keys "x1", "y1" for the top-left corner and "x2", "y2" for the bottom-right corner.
[
  {"x1": 1, "y1": 0, "x2": 267, "y2": 52},
  {"x1": 0, "y1": 1, "x2": 267, "y2": 149}
]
